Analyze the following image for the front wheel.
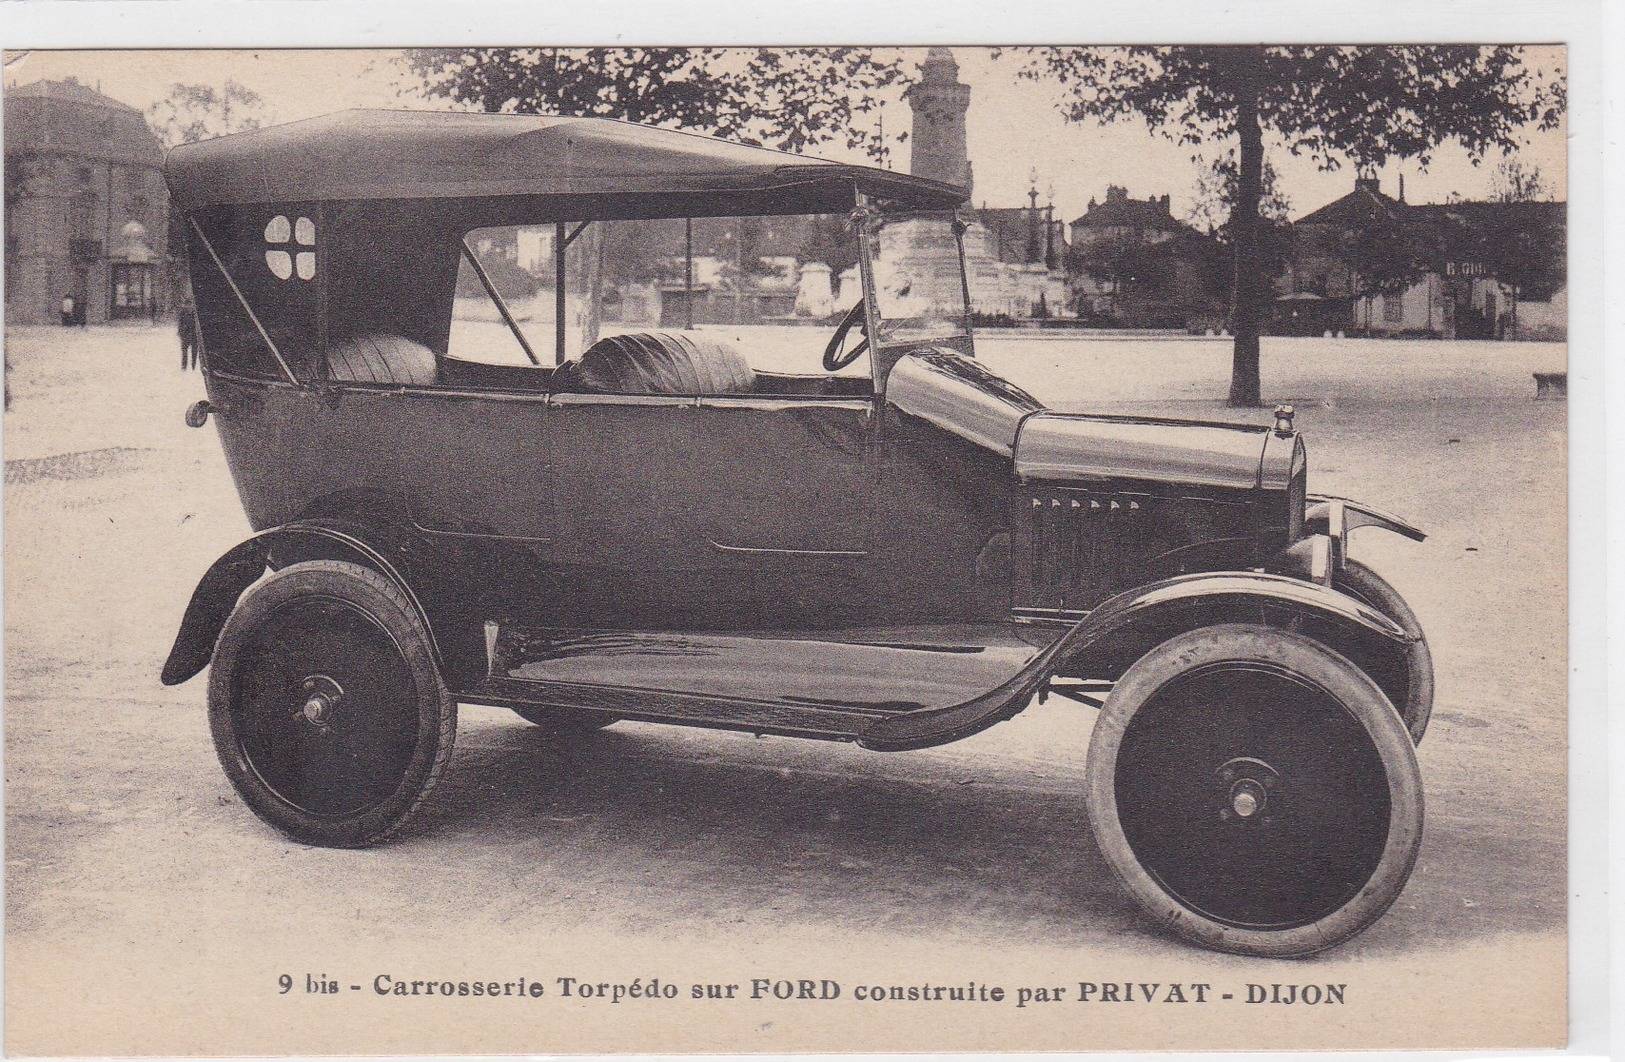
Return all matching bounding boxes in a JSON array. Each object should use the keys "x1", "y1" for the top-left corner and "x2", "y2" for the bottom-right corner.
[
  {"x1": 1085, "y1": 623, "x2": 1423, "y2": 958},
  {"x1": 208, "y1": 560, "x2": 457, "y2": 847}
]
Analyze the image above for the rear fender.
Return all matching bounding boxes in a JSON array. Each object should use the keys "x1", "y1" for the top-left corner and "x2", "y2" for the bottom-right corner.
[
  {"x1": 858, "y1": 572, "x2": 1410, "y2": 752},
  {"x1": 160, "y1": 521, "x2": 443, "y2": 686}
]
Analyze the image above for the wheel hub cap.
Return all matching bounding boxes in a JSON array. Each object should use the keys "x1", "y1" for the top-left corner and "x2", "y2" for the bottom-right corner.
[
  {"x1": 1229, "y1": 779, "x2": 1265, "y2": 818},
  {"x1": 1216, "y1": 756, "x2": 1279, "y2": 825},
  {"x1": 298, "y1": 675, "x2": 344, "y2": 726}
]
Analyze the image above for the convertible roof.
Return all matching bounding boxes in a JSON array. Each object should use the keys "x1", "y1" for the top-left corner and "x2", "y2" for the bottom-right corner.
[{"x1": 166, "y1": 109, "x2": 967, "y2": 211}]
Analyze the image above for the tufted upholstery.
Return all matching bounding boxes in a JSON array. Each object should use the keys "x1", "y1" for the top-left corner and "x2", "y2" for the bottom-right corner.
[
  {"x1": 554, "y1": 332, "x2": 754, "y2": 395},
  {"x1": 327, "y1": 333, "x2": 439, "y2": 386}
]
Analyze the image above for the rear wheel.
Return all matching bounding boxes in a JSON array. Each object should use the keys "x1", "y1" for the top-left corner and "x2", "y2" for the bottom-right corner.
[
  {"x1": 1085, "y1": 623, "x2": 1422, "y2": 957},
  {"x1": 208, "y1": 560, "x2": 457, "y2": 847},
  {"x1": 1335, "y1": 558, "x2": 1433, "y2": 743}
]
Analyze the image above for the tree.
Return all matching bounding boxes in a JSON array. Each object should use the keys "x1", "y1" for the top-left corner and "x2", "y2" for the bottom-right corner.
[
  {"x1": 1477, "y1": 203, "x2": 1565, "y2": 334},
  {"x1": 796, "y1": 213, "x2": 860, "y2": 278},
  {"x1": 402, "y1": 48, "x2": 908, "y2": 159},
  {"x1": 1187, "y1": 152, "x2": 1291, "y2": 236},
  {"x1": 1477, "y1": 156, "x2": 1563, "y2": 334},
  {"x1": 1187, "y1": 152, "x2": 1294, "y2": 310},
  {"x1": 145, "y1": 79, "x2": 269, "y2": 149},
  {"x1": 1067, "y1": 233, "x2": 1177, "y2": 304},
  {"x1": 1337, "y1": 200, "x2": 1438, "y2": 301},
  {"x1": 1020, "y1": 46, "x2": 1563, "y2": 405},
  {"x1": 1489, "y1": 157, "x2": 1552, "y2": 203}
]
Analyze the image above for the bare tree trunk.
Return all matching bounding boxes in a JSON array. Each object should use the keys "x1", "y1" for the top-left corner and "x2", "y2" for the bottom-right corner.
[{"x1": 1226, "y1": 47, "x2": 1265, "y2": 408}]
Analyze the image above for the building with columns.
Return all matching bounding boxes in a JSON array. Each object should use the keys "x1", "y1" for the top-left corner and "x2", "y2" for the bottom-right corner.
[{"x1": 4, "y1": 78, "x2": 172, "y2": 326}]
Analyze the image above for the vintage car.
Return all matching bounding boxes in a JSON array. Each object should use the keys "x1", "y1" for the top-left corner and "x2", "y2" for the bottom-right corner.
[{"x1": 162, "y1": 110, "x2": 1431, "y2": 958}]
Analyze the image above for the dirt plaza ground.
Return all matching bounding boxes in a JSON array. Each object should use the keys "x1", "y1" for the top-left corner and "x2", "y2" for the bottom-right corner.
[{"x1": 3, "y1": 323, "x2": 1569, "y2": 1054}]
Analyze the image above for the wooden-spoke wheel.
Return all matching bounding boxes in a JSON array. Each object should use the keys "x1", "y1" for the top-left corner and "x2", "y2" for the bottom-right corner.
[
  {"x1": 1085, "y1": 624, "x2": 1422, "y2": 958},
  {"x1": 509, "y1": 705, "x2": 618, "y2": 733},
  {"x1": 208, "y1": 560, "x2": 456, "y2": 847},
  {"x1": 1335, "y1": 558, "x2": 1434, "y2": 744}
]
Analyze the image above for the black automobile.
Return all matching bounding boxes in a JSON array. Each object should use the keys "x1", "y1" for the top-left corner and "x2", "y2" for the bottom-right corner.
[{"x1": 162, "y1": 110, "x2": 1431, "y2": 957}]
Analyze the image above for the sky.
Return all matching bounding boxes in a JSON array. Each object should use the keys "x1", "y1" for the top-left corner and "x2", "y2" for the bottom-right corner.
[{"x1": 3, "y1": 46, "x2": 1567, "y2": 227}]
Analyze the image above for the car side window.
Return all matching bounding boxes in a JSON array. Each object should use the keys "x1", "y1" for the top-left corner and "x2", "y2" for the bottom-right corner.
[
  {"x1": 449, "y1": 216, "x2": 862, "y2": 390},
  {"x1": 445, "y1": 231, "x2": 549, "y2": 367}
]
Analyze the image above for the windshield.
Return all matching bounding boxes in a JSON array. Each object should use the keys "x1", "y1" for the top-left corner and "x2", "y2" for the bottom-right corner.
[{"x1": 866, "y1": 212, "x2": 972, "y2": 346}]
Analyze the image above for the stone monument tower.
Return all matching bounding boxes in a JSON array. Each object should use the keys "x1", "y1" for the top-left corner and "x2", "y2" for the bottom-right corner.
[{"x1": 905, "y1": 48, "x2": 973, "y2": 195}]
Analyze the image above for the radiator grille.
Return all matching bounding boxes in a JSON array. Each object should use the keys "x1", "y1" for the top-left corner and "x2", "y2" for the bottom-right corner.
[{"x1": 1013, "y1": 487, "x2": 1157, "y2": 614}]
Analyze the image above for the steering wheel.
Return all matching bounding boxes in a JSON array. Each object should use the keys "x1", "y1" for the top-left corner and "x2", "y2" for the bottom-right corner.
[{"x1": 822, "y1": 300, "x2": 870, "y2": 372}]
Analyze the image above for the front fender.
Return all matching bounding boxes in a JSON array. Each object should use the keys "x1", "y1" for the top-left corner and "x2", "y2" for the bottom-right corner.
[
  {"x1": 159, "y1": 521, "x2": 439, "y2": 686},
  {"x1": 1307, "y1": 495, "x2": 1426, "y2": 542},
  {"x1": 857, "y1": 572, "x2": 1409, "y2": 752}
]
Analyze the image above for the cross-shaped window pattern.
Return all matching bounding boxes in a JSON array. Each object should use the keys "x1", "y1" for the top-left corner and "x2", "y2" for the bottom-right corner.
[{"x1": 264, "y1": 215, "x2": 316, "y2": 281}]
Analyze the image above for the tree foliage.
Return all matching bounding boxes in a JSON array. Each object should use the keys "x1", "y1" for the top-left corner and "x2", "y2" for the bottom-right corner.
[
  {"x1": 1022, "y1": 46, "x2": 1561, "y2": 169},
  {"x1": 1488, "y1": 157, "x2": 1553, "y2": 203},
  {"x1": 1067, "y1": 233, "x2": 1179, "y2": 293},
  {"x1": 1187, "y1": 152, "x2": 1291, "y2": 235},
  {"x1": 796, "y1": 213, "x2": 860, "y2": 277},
  {"x1": 1475, "y1": 204, "x2": 1566, "y2": 305},
  {"x1": 1018, "y1": 45, "x2": 1564, "y2": 405},
  {"x1": 402, "y1": 48, "x2": 909, "y2": 159},
  {"x1": 1336, "y1": 207, "x2": 1437, "y2": 299},
  {"x1": 146, "y1": 79, "x2": 268, "y2": 148}
]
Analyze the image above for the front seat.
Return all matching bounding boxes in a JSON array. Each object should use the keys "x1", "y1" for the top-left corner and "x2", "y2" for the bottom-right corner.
[{"x1": 554, "y1": 332, "x2": 754, "y2": 395}]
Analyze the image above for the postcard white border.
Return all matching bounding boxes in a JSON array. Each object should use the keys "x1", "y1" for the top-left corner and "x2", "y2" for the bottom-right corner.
[{"x1": 0, "y1": 2, "x2": 1614, "y2": 1061}]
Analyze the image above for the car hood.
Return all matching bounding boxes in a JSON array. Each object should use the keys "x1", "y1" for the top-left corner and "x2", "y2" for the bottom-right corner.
[
  {"x1": 1016, "y1": 412, "x2": 1296, "y2": 491},
  {"x1": 887, "y1": 349, "x2": 1296, "y2": 491}
]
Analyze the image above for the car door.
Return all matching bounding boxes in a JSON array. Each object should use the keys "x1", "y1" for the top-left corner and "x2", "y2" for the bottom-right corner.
[
  {"x1": 689, "y1": 395, "x2": 878, "y2": 627},
  {"x1": 402, "y1": 389, "x2": 554, "y2": 542},
  {"x1": 545, "y1": 392, "x2": 715, "y2": 626},
  {"x1": 692, "y1": 396, "x2": 874, "y2": 554}
]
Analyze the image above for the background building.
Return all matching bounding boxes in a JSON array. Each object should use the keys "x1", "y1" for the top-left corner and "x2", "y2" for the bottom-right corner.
[
  {"x1": 1282, "y1": 177, "x2": 1566, "y2": 340},
  {"x1": 4, "y1": 78, "x2": 172, "y2": 326},
  {"x1": 1066, "y1": 186, "x2": 1215, "y2": 326}
]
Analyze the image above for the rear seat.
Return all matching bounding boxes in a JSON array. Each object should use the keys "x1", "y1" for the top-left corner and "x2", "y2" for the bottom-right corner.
[
  {"x1": 326, "y1": 333, "x2": 439, "y2": 386},
  {"x1": 553, "y1": 332, "x2": 754, "y2": 395}
]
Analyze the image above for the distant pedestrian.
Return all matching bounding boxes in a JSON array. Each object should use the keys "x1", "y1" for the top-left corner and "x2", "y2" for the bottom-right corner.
[
  {"x1": 178, "y1": 298, "x2": 200, "y2": 370},
  {"x1": 60, "y1": 294, "x2": 75, "y2": 328}
]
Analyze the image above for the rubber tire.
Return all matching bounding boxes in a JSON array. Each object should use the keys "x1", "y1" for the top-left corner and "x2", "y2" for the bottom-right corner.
[
  {"x1": 1085, "y1": 623, "x2": 1423, "y2": 958},
  {"x1": 509, "y1": 705, "x2": 618, "y2": 733},
  {"x1": 208, "y1": 560, "x2": 457, "y2": 847},
  {"x1": 1336, "y1": 559, "x2": 1434, "y2": 744}
]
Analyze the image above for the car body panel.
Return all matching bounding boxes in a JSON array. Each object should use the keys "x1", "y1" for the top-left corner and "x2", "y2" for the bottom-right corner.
[
  {"x1": 858, "y1": 570, "x2": 1412, "y2": 752},
  {"x1": 160, "y1": 520, "x2": 445, "y2": 686},
  {"x1": 169, "y1": 109, "x2": 1419, "y2": 757}
]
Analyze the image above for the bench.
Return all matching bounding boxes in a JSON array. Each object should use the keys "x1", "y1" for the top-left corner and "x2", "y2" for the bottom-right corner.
[{"x1": 1533, "y1": 372, "x2": 1567, "y2": 400}]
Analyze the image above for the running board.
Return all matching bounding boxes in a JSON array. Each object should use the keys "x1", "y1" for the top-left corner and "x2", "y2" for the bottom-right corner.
[
  {"x1": 466, "y1": 624, "x2": 1043, "y2": 741},
  {"x1": 467, "y1": 676, "x2": 882, "y2": 741}
]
